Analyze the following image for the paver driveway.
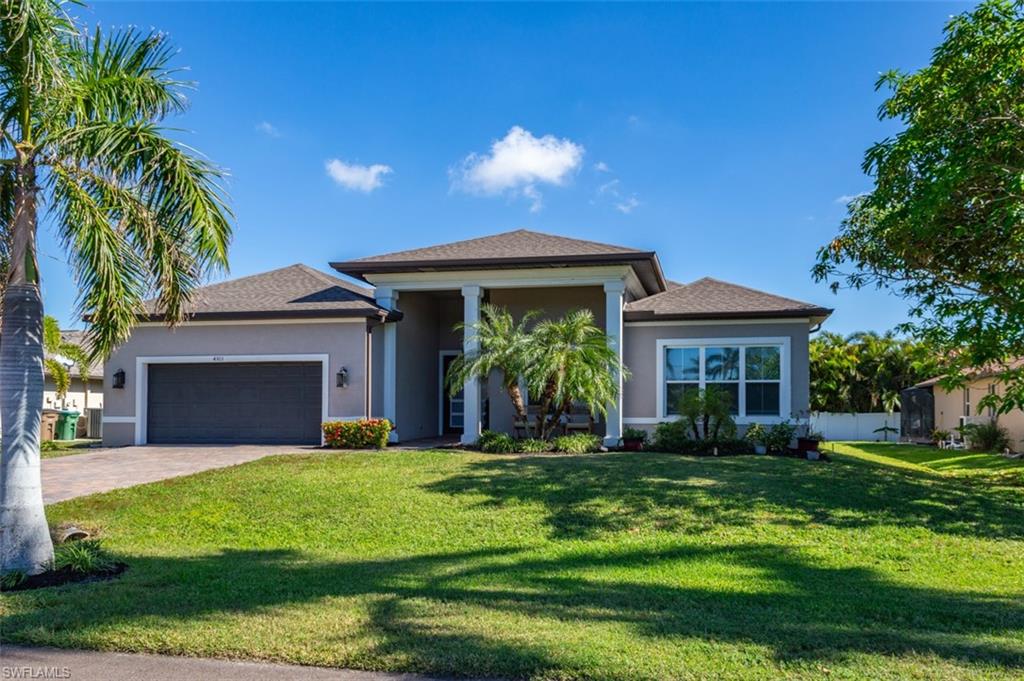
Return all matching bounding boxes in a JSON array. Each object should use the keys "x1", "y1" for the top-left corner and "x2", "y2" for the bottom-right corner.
[{"x1": 41, "y1": 444, "x2": 312, "y2": 503}]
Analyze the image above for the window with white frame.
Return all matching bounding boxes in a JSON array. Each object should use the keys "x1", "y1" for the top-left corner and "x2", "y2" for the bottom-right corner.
[{"x1": 662, "y1": 342, "x2": 784, "y2": 418}]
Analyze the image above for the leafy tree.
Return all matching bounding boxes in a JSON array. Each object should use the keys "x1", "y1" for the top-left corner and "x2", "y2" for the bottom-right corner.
[
  {"x1": 810, "y1": 331, "x2": 940, "y2": 413},
  {"x1": 445, "y1": 304, "x2": 537, "y2": 424},
  {"x1": 42, "y1": 315, "x2": 89, "y2": 401},
  {"x1": 0, "y1": 1, "x2": 231, "y2": 575},
  {"x1": 813, "y1": 0, "x2": 1024, "y2": 414}
]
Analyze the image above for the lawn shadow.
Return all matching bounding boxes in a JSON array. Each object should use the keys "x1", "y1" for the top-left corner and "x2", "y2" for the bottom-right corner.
[
  {"x1": 424, "y1": 452, "x2": 1024, "y2": 541},
  {"x1": 4, "y1": 543, "x2": 1023, "y2": 676}
]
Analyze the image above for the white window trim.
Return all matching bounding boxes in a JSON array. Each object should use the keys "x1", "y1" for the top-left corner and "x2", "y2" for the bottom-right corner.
[
  {"x1": 655, "y1": 337, "x2": 791, "y2": 425},
  {"x1": 134, "y1": 354, "x2": 332, "y2": 445}
]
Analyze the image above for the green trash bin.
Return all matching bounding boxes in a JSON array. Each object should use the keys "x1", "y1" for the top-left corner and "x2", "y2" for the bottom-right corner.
[{"x1": 55, "y1": 410, "x2": 80, "y2": 441}]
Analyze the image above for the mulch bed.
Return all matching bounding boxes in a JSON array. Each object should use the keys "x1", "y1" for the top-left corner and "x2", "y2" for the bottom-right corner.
[{"x1": 3, "y1": 562, "x2": 127, "y2": 592}]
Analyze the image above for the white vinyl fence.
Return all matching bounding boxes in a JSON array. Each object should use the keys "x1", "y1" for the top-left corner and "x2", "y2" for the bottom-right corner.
[{"x1": 809, "y1": 412, "x2": 901, "y2": 442}]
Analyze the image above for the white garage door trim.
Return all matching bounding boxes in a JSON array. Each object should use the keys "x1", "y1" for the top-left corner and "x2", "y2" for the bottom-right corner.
[{"x1": 135, "y1": 354, "x2": 330, "y2": 446}]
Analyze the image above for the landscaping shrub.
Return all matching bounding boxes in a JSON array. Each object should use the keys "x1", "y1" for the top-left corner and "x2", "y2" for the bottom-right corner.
[
  {"x1": 52, "y1": 540, "x2": 115, "y2": 575},
  {"x1": 516, "y1": 438, "x2": 552, "y2": 453},
  {"x1": 322, "y1": 418, "x2": 392, "y2": 449},
  {"x1": 744, "y1": 422, "x2": 767, "y2": 448},
  {"x1": 961, "y1": 421, "x2": 1012, "y2": 452},
  {"x1": 552, "y1": 433, "x2": 602, "y2": 454},
  {"x1": 764, "y1": 421, "x2": 797, "y2": 453},
  {"x1": 622, "y1": 427, "x2": 648, "y2": 443},
  {"x1": 478, "y1": 430, "x2": 517, "y2": 454},
  {"x1": 652, "y1": 420, "x2": 690, "y2": 452}
]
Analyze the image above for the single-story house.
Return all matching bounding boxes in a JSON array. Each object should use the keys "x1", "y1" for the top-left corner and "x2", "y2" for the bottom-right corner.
[
  {"x1": 102, "y1": 229, "x2": 832, "y2": 447},
  {"x1": 903, "y1": 361, "x2": 1024, "y2": 449},
  {"x1": 44, "y1": 330, "x2": 104, "y2": 438}
]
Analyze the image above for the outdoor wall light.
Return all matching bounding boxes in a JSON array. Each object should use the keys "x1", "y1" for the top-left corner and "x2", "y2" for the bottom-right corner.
[
  {"x1": 336, "y1": 367, "x2": 349, "y2": 388},
  {"x1": 113, "y1": 368, "x2": 125, "y2": 389}
]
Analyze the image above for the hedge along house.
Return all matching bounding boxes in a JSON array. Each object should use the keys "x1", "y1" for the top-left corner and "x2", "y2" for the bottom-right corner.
[{"x1": 102, "y1": 230, "x2": 832, "y2": 447}]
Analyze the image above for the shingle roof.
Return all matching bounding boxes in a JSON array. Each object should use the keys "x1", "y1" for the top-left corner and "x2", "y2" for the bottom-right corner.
[
  {"x1": 624, "y1": 277, "x2": 832, "y2": 321},
  {"x1": 56, "y1": 330, "x2": 103, "y2": 378},
  {"x1": 139, "y1": 264, "x2": 396, "y2": 321},
  {"x1": 331, "y1": 229, "x2": 667, "y2": 294}
]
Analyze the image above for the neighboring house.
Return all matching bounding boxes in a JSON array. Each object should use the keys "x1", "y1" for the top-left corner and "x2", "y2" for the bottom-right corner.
[
  {"x1": 102, "y1": 229, "x2": 832, "y2": 447},
  {"x1": 904, "y1": 362, "x2": 1024, "y2": 449},
  {"x1": 44, "y1": 330, "x2": 104, "y2": 438}
]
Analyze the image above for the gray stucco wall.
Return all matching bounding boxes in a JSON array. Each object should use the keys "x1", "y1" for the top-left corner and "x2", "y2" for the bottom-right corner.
[
  {"x1": 103, "y1": 320, "x2": 370, "y2": 446},
  {"x1": 394, "y1": 292, "x2": 441, "y2": 440},
  {"x1": 622, "y1": 321, "x2": 812, "y2": 428}
]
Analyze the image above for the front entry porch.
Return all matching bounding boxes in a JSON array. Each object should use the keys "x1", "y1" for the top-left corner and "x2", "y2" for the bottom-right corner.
[{"x1": 372, "y1": 271, "x2": 630, "y2": 446}]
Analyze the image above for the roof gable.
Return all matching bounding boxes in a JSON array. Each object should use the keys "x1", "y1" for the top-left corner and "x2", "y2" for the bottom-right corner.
[{"x1": 625, "y1": 277, "x2": 831, "y2": 321}]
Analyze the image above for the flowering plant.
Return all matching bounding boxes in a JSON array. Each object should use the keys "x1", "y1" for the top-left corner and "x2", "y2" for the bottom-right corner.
[{"x1": 322, "y1": 418, "x2": 392, "y2": 449}]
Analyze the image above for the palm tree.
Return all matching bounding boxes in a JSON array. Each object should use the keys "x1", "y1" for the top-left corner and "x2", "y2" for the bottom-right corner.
[
  {"x1": 0, "y1": 1, "x2": 231, "y2": 575},
  {"x1": 528, "y1": 309, "x2": 628, "y2": 440},
  {"x1": 446, "y1": 304, "x2": 538, "y2": 424},
  {"x1": 43, "y1": 315, "x2": 89, "y2": 405}
]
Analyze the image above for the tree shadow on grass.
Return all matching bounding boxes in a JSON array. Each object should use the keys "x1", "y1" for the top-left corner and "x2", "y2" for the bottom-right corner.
[
  {"x1": 4, "y1": 543, "x2": 1023, "y2": 677},
  {"x1": 424, "y1": 452, "x2": 1024, "y2": 541}
]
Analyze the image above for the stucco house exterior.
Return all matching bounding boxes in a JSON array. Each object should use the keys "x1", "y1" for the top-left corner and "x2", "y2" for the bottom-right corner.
[
  {"x1": 906, "y1": 362, "x2": 1024, "y2": 450},
  {"x1": 44, "y1": 330, "x2": 104, "y2": 438},
  {"x1": 102, "y1": 229, "x2": 832, "y2": 447}
]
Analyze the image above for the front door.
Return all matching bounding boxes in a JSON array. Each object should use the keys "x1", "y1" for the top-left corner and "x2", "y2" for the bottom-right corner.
[{"x1": 442, "y1": 354, "x2": 464, "y2": 435}]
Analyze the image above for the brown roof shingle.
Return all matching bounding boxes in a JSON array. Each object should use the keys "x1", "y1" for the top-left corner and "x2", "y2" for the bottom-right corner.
[
  {"x1": 331, "y1": 229, "x2": 667, "y2": 294},
  {"x1": 140, "y1": 264, "x2": 396, "y2": 321},
  {"x1": 624, "y1": 277, "x2": 832, "y2": 321}
]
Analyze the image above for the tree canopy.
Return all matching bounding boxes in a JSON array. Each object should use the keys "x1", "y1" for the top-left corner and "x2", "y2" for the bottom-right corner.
[
  {"x1": 810, "y1": 331, "x2": 941, "y2": 413},
  {"x1": 813, "y1": 0, "x2": 1024, "y2": 413}
]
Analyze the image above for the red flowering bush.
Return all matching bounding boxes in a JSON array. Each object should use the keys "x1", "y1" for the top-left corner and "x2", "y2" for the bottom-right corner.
[{"x1": 322, "y1": 418, "x2": 392, "y2": 449}]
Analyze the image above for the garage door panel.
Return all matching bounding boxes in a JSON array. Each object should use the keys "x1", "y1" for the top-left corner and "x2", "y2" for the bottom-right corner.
[{"x1": 147, "y1": 362, "x2": 322, "y2": 444}]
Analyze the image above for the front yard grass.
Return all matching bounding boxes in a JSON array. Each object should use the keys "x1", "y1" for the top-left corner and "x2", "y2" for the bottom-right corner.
[
  {"x1": 2, "y1": 445, "x2": 1023, "y2": 680},
  {"x1": 40, "y1": 439, "x2": 101, "y2": 459},
  {"x1": 829, "y1": 440, "x2": 1024, "y2": 480}
]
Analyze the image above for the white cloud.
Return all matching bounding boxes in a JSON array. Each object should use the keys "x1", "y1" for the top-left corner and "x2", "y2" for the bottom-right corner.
[
  {"x1": 615, "y1": 196, "x2": 641, "y2": 214},
  {"x1": 325, "y1": 159, "x2": 393, "y2": 193},
  {"x1": 598, "y1": 179, "x2": 620, "y2": 195},
  {"x1": 835, "y1": 192, "x2": 868, "y2": 204},
  {"x1": 594, "y1": 161, "x2": 611, "y2": 173},
  {"x1": 453, "y1": 126, "x2": 584, "y2": 210},
  {"x1": 255, "y1": 121, "x2": 280, "y2": 137}
]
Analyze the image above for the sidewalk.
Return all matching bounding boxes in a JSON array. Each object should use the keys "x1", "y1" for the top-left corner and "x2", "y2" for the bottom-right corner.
[{"x1": 0, "y1": 646, "x2": 453, "y2": 681}]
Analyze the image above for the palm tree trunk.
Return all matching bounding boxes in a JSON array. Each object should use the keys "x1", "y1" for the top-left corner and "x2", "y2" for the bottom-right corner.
[
  {"x1": 506, "y1": 382, "x2": 527, "y2": 422},
  {"x1": 0, "y1": 159, "x2": 53, "y2": 575}
]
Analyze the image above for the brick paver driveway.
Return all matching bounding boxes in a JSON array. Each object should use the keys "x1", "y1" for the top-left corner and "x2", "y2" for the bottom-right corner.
[{"x1": 42, "y1": 444, "x2": 314, "y2": 503}]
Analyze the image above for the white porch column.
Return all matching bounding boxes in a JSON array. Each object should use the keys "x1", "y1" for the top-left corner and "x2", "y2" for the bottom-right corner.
[
  {"x1": 604, "y1": 280, "x2": 625, "y2": 447},
  {"x1": 375, "y1": 288, "x2": 399, "y2": 443},
  {"x1": 461, "y1": 285, "x2": 483, "y2": 445}
]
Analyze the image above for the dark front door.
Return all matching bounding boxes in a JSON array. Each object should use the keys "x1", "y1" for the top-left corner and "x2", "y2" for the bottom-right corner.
[
  {"x1": 442, "y1": 354, "x2": 463, "y2": 435},
  {"x1": 147, "y1": 362, "x2": 321, "y2": 444}
]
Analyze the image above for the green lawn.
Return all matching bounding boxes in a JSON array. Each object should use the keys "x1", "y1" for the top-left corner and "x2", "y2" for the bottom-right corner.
[
  {"x1": 40, "y1": 439, "x2": 101, "y2": 459},
  {"x1": 3, "y1": 446, "x2": 1023, "y2": 680},
  {"x1": 829, "y1": 441, "x2": 1024, "y2": 479}
]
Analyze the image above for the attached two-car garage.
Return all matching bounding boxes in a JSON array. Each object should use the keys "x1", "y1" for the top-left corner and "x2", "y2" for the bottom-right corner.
[{"x1": 146, "y1": 362, "x2": 323, "y2": 445}]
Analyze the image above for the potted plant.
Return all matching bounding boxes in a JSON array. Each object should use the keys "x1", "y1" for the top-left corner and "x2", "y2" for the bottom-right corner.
[
  {"x1": 797, "y1": 430, "x2": 824, "y2": 452},
  {"x1": 930, "y1": 428, "x2": 951, "y2": 447},
  {"x1": 744, "y1": 422, "x2": 768, "y2": 454},
  {"x1": 621, "y1": 427, "x2": 648, "y2": 451}
]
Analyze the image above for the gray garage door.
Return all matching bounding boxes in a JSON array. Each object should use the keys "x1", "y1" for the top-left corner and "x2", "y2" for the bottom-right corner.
[{"x1": 147, "y1": 362, "x2": 322, "y2": 444}]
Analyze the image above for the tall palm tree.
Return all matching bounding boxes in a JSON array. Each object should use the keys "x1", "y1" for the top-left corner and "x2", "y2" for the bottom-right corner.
[
  {"x1": 0, "y1": 0, "x2": 231, "y2": 574},
  {"x1": 529, "y1": 309, "x2": 628, "y2": 440},
  {"x1": 446, "y1": 304, "x2": 538, "y2": 424}
]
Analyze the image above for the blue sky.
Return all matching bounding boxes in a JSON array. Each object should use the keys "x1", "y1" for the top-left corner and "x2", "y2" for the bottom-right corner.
[{"x1": 42, "y1": 1, "x2": 967, "y2": 334}]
